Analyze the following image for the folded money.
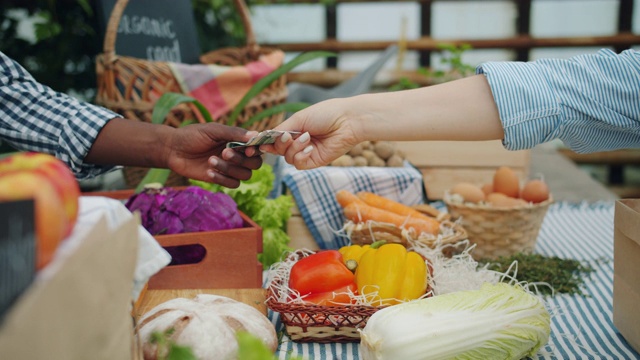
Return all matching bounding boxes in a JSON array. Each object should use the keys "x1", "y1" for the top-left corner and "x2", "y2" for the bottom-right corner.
[{"x1": 226, "y1": 130, "x2": 302, "y2": 149}]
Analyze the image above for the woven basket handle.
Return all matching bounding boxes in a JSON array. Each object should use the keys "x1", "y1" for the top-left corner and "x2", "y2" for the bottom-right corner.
[
  {"x1": 102, "y1": 0, "x2": 259, "y2": 64},
  {"x1": 233, "y1": 0, "x2": 260, "y2": 55},
  {"x1": 102, "y1": 0, "x2": 129, "y2": 64}
]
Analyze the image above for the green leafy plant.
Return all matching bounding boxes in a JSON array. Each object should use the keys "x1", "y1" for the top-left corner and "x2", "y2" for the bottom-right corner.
[
  {"x1": 226, "y1": 50, "x2": 334, "y2": 127},
  {"x1": 149, "y1": 328, "x2": 197, "y2": 360},
  {"x1": 0, "y1": 0, "x2": 100, "y2": 100},
  {"x1": 389, "y1": 43, "x2": 475, "y2": 91},
  {"x1": 236, "y1": 331, "x2": 303, "y2": 360},
  {"x1": 135, "y1": 50, "x2": 335, "y2": 193},
  {"x1": 422, "y1": 43, "x2": 476, "y2": 83},
  {"x1": 149, "y1": 329, "x2": 300, "y2": 360},
  {"x1": 387, "y1": 77, "x2": 421, "y2": 92}
]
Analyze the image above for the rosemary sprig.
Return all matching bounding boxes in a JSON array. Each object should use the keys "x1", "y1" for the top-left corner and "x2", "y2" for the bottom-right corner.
[{"x1": 481, "y1": 253, "x2": 597, "y2": 297}]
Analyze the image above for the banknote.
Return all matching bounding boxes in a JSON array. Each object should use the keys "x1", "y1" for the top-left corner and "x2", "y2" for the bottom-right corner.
[{"x1": 226, "y1": 130, "x2": 302, "y2": 149}]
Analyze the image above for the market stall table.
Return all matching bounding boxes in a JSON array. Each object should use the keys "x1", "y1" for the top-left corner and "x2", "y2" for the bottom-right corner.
[{"x1": 267, "y1": 201, "x2": 640, "y2": 359}]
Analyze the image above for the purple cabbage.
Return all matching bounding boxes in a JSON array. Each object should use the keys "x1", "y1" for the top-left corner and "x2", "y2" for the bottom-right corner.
[{"x1": 125, "y1": 186, "x2": 243, "y2": 235}]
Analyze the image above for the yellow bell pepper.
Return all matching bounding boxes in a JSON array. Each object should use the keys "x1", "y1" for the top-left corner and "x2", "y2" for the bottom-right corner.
[
  {"x1": 355, "y1": 243, "x2": 427, "y2": 306},
  {"x1": 339, "y1": 244, "x2": 371, "y2": 264},
  {"x1": 339, "y1": 240, "x2": 387, "y2": 265}
]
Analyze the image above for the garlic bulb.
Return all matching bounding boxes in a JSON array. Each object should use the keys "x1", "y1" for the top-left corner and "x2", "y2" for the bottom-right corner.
[{"x1": 137, "y1": 294, "x2": 277, "y2": 360}]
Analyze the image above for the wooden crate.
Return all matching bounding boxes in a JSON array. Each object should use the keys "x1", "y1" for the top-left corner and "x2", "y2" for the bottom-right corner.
[
  {"x1": 149, "y1": 211, "x2": 263, "y2": 290},
  {"x1": 287, "y1": 202, "x2": 320, "y2": 251},
  {"x1": 134, "y1": 288, "x2": 268, "y2": 319},
  {"x1": 395, "y1": 140, "x2": 531, "y2": 200},
  {"x1": 83, "y1": 189, "x2": 263, "y2": 289}
]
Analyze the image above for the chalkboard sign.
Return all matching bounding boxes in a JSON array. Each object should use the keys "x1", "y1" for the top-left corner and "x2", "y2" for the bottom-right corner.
[
  {"x1": 0, "y1": 199, "x2": 35, "y2": 321},
  {"x1": 96, "y1": 0, "x2": 202, "y2": 64}
]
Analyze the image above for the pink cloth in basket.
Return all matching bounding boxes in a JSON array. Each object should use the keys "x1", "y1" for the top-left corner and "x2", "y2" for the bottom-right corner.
[{"x1": 169, "y1": 50, "x2": 285, "y2": 119}]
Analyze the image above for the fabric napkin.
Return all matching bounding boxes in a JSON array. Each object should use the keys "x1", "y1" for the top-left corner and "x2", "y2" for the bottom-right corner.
[
  {"x1": 169, "y1": 50, "x2": 285, "y2": 119},
  {"x1": 272, "y1": 157, "x2": 426, "y2": 250},
  {"x1": 43, "y1": 196, "x2": 171, "y2": 300}
]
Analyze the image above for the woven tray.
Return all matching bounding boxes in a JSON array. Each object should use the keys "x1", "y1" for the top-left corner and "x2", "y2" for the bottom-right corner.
[
  {"x1": 346, "y1": 220, "x2": 467, "y2": 247},
  {"x1": 444, "y1": 196, "x2": 553, "y2": 260},
  {"x1": 266, "y1": 250, "x2": 432, "y2": 343},
  {"x1": 343, "y1": 204, "x2": 468, "y2": 256},
  {"x1": 95, "y1": 0, "x2": 287, "y2": 187}
]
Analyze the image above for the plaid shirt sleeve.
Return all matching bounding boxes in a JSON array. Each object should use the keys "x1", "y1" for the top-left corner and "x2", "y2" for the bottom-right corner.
[
  {"x1": 477, "y1": 49, "x2": 640, "y2": 153},
  {"x1": 0, "y1": 51, "x2": 123, "y2": 180}
]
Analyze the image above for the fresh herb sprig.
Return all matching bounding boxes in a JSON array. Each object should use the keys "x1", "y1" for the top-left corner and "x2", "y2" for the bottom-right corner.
[
  {"x1": 149, "y1": 329, "x2": 197, "y2": 360},
  {"x1": 148, "y1": 329, "x2": 299, "y2": 360}
]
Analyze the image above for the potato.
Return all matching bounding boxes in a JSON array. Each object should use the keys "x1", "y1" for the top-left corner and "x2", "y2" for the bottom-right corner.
[
  {"x1": 368, "y1": 156, "x2": 386, "y2": 167},
  {"x1": 348, "y1": 143, "x2": 365, "y2": 157},
  {"x1": 331, "y1": 155, "x2": 355, "y2": 167},
  {"x1": 386, "y1": 154, "x2": 404, "y2": 167},
  {"x1": 373, "y1": 141, "x2": 396, "y2": 160},
  {"x1": 360, "y1": 141, "x2": 373, "y2": 150},
  {"x1": 331, "y1": 141, "x2": 405, "y2": 167},
  {"x1": 353, "y1": 156, "x2": 368, "y2": 167},
  {"x1": 361, "y1": 150, "x2": 378, "y2": 163}
]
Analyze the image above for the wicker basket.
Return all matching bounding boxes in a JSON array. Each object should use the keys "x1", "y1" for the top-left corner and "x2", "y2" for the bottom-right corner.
[
  {"x1": 95, "y1": 0, "x2": 287, "y2": 187},
  {"x1": 266, "y1": 251, "x2": 433, "y2": 343},
  {"x1": 266, "y1": 251, "x2": 381, "y2": 343},
  {"x1": 444, "y1": 196, "x2": 553, "y2": 260},
  {"x1": 345, "y1": 204, "x2": 468, "y2": 252}
]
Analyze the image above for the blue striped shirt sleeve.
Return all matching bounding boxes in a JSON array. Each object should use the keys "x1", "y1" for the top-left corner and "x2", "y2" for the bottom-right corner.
[
  {"x1": 0, "y1": 51, "x2": 122, "y2": 180},
  {"x1": 476, "y1": 49, "x2": 640, "y2": 153}
]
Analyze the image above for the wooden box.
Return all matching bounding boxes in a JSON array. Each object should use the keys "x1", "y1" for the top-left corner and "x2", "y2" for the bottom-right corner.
[
  {"x1": 287, "y1": 202, "x2": 319, "y2": 251},
  {"x1": 395, "y1": 140, "x2": 531, "y2": 200},
  {"x1": 84, "y1": 189, "x2": 263, "y2": 289},
  {"x1": 150, "y1": 211, "x2": 263, "y2": 289},
  {"x1": 613, "y1": 199, "x2": 640, "y2": 353}
]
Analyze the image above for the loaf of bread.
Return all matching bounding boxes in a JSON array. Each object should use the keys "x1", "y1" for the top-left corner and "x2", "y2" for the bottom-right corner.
[{"x1": 136, "y1": 294, "x2": 277, "y2": 360}]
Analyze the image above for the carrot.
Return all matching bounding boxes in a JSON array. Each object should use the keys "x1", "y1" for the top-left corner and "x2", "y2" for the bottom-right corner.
[
  {"x1": 343, "y1": 202, "x2": 440, "y2": 236},
  {"x1": 336, "y1": 189, "x2": 365, "y2": 208},
  {"x1": 357, "y1": 191, "x2": 440, "y2": 227}
]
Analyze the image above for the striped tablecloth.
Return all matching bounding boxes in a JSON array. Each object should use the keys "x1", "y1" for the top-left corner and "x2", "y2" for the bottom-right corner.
[{"x1": 267, "y1": 201, "x2": 640, "y2": 359}]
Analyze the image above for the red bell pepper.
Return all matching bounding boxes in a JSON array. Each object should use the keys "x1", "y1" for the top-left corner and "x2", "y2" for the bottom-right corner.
[{"x1": 288, "y1": 250, "x2": 357, "y2": 306}]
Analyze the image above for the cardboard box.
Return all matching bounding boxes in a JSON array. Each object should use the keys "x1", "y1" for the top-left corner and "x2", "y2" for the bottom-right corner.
[
  {"x1": 84, "y1": 189, "x2": 263, "y2": 289},
  {"x1": 613, "y1": 199, "x2": 640, "y2": 353},
  {"x1": 395, "y1": 140, "x2": 530, "y2": 200},
  {"x1": 0, "y1": 215, "x2": 140, "y2": 360}
]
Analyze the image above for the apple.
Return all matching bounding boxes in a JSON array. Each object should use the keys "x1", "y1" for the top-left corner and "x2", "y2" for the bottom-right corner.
[
  {"x1": 0, "y1": 152, "x2": 80, "y2": 270},
  {"x1": 0, "y1": 152, "x2": 80, "y2": 233}
]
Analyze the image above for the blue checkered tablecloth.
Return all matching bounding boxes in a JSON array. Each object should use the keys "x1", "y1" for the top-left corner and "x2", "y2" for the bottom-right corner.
[
  {"x1": 271, "y1": 157, "x2": 426, "y2": 250},
  {"x1": 265, "y1": 186, "x2": 640, "y2": 359}
]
